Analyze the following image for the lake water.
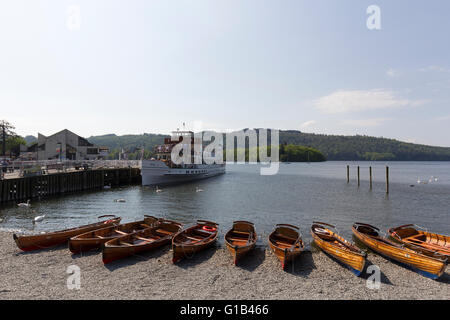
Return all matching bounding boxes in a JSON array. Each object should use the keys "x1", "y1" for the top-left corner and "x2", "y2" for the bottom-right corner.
[{"x1": 1, "y1": 161, "x2": 449, "y2": 244}]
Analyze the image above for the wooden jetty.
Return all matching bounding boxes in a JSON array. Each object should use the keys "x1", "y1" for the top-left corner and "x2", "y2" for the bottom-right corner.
[{"x1": 0, "y1": 168, "x2": 141, "y2": 204}]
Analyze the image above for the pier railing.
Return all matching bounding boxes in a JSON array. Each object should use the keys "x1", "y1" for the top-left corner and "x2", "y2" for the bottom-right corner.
[{"x1": 1, "y1": 160, "x2": 141, "y2": 179}]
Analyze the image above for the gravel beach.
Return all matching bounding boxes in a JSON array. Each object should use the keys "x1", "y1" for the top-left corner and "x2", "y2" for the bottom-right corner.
[{"x1": 0, "y1": 231, "x2": 448, "y2": 300}]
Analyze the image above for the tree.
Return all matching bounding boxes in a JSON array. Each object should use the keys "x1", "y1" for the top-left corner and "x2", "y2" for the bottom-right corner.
[
  {"x1": 0, "y1": 120, "x2": 16, "y2": 157},
  {"x1": 6, "y1": 136, "x2": 27, "y2": 156}
]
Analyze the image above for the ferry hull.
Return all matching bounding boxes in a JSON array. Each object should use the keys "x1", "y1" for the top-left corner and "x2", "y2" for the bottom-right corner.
[{"x1": 141, "y1": 160, "x2": 225, "y2": 186}]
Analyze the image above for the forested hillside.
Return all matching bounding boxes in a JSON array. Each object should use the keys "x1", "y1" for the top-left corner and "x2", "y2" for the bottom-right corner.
[{"x1": 81, "y1": 130, "x2": 450, "y2": 161}]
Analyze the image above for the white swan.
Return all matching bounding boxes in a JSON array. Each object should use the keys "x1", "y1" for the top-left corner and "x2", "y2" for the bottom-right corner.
[
  {"x1": 417, "y1": 178, "x2": 428, "y2": 184},
  {"x1": 33, "y1": 214, "x2": 46, "y2": 224},
  {"x1": 114, "y1": 198, "x2": 126, "y2": 203},
  {"x1": 18, "y1": 200, "x2": 31, "y2": 208},
  {"x1": 156, "y1": 186, "x2": 162, "y2": 193},
  {"x1": 196, "y1": 187, "x2": 204, "y2": 192},
  {"x1": 103, "y1": 185, "x2": 111, "y2": 189}
]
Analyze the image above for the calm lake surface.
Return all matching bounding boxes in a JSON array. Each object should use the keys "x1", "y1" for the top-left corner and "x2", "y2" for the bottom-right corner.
[{"x1": 1, "y1": 161, "x2": 449, "y2": 244}]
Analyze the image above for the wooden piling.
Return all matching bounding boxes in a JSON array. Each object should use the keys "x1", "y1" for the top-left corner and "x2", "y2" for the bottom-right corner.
[
  {"x1": 369, "y1": 166, "x2": 373, "y2": 190},
  {"x1": 386, "y1": 166, "x2": 389, "y2": 194},
  {"x1": 357, "y1": 166, "x2": 360, "y2": 187},
  {"x1": 347, "y1": 165, "x2": 350, "y2": 183}
]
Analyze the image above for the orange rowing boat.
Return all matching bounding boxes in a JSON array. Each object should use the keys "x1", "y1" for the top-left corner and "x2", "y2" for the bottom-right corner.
[
  {"x1": 388, "y1": 224, "x2": 450, "y2": 259},
  {"x1": 311, "y1": 221, "x2": 366, "y2": 276},
  {"x1": 69, "y1": 215, "x2": 160, "y2": 254},
  {"x1": 102, "y1": 219, "x2": 183, "y2": 264},
  {"x1": 224, "y1": 221, "x2": 257, "y2": 265},
  {"x1": 268, "y1": 224, "x2": 304, "y2": 270},
  {"x1": 172, "y1": 220, "x2": 218, "y2": 263},
  {"x1": 352, "y1": 222, "x2": 447, "y2": 279},
  {"x1": 13, "y1": 215, "x2": 121, "y2": 251}
]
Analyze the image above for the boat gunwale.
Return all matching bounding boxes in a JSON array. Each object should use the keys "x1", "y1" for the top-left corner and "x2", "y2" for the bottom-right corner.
[
  {"x1": 352, "y1": 224, "x2": 447, "y2": 263},
  {"x1": 172, "y1": 221, "x2": 218, "y2": 248},
  {"x1": 268, "y1": 225, "x2": 304, "y2": 253},
  {"x1": 311, "y1": 223, "x2": 366, "y2": 257},
  {"x1": 15, "y1": 215, "x2": 121, "y2": 238},
  {"x1": 104, "y1": 219, "x2": 183, "y2": 248},
  {"x1": 224, "y1": 221, "x2": 257, "y2": 250}
]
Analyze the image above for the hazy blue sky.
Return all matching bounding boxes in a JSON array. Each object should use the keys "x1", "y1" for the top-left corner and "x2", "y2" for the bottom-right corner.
[{"x1": 1, "y1": 1, "x2": 450, "y2": 146}]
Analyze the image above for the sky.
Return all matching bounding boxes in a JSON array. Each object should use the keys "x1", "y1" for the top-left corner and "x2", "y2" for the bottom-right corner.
[{"x1": 1, "y1": 0, "x2": 450, "y2": 146}]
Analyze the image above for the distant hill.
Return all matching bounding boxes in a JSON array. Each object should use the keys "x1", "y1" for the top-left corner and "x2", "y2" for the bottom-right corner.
[
  {"x1": 24, "y1": 135, "x2": 37, "y2": 145},
  {"x1": 279, "y1": 130, "x2": 450, "y2": 161},
  {"x1": 85, "y1": 130, "x2": 450, "y2": 161},
  {"x1": 87, "y1": 133, "x2": 168, "y2": 153}
]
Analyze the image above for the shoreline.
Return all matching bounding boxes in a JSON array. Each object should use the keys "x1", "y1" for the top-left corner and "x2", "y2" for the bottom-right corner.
[{"x1": 0, "y1": 231, "x2": 448, "y2": 300}]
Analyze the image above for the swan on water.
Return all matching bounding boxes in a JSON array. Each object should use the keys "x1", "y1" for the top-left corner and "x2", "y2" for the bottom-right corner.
[
  {"x1": 33, "y1": 214, "x2": 46, "y2": 224},
  {"x1": 417, "y1": 178, "x2": 428, "y2": 185},
  {"x1": 114, "y1": 199, "x2": 126, "y2": 203},
  {"x1": 18, "y1": 200, "x2": 31, "y2": 208},
  {"x1": 196, "y1": 187, "x2": 204, "y2": 192},
  {"x1": 156, "y1": 186, "x2": 162, "y2": 193}
]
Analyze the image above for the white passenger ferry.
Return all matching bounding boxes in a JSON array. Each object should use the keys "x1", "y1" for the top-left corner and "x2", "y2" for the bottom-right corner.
[{"x1": 141, "y1": 130, "x2": 225, "y2": 186}]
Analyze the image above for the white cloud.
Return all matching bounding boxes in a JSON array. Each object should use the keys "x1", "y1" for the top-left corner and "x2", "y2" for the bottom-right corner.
[
  {"x1": 386, "y1": 68, "x2": 399, "y2": 77},
  {"x1": 340, "y1": 118, "x2": 391, "y2": 127},
  {"x1": 300, "y1": 120, "x2": 316, "y2": 130},
  {"x1": 435, "y1": 115, "x2": 450, "y2": 121},
  {"x1": 314, "y1": 89, "x2": 425, "y2": 114},
  {"x1": 418, "y1": 65, "x2": 450, "y2": 73}
]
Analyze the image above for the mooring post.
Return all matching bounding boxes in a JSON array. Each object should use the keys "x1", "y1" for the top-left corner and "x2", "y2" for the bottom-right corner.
[
  {"x1": 369, "y1": 166, "x2": 373, "y2": 190},
  {"x1": 357, "y1": 166, "x2": 360, "y2": 187},
  {"x1": 347, "y1": 165, "x2": 350, "y2": 183},
  {"x1": 386, "y1": 166, "x2": 389, "y2": 194}
]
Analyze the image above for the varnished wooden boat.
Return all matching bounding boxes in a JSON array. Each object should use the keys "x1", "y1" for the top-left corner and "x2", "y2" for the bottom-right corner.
[
  {"x1": 352, "y1": 222, "x2": 447, "y2": 279},
  {"x1": 13, "y1": 215, "x2": 121, "y2": 251},
  {"x1": 69, "y1": 215, "x2": 160, "y2": 254},
  {"x1": 311, "y1": 221, "x2": 366, "y2": 276},
  {"x1": 172, "y1": 220, "x2": 219, "y2": 263},
  {"x1": 268, "y1": 224, "x2": 304, "y2": 270},
  {"x1": 102, "y1": 219, "x2": 182, "y2": 264},
  {"x1": 388, "y1": 224, "x2": 450, "y2": 259},
  {"x1": 224, "y1": 221, "x2": 257, "y2": 265}
]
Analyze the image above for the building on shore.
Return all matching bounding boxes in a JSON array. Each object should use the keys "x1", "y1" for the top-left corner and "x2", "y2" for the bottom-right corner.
[{"x1": 20, "y1": 129, "x2": 109, "y2": 161}]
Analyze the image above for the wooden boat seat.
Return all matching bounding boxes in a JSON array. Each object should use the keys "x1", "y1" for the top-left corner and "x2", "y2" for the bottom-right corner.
[
  {"x1": 155, "y1": 229, "x2": 172, "y2": 235},
  {"x1": 119, "y1": 241, "x2": 134, "y2": 246},
  {"x1": 227, "y1": 236, "x2": 248, "y2": 242},
  {"x1": 274, "y1": 234, "x2": 297, "y2": 243},
  {"x1": 135, "y1": 236, "x2": 152, "y2": 241},
  {"x1": 194, "y1": 229, "x2": 214, "y2": 236},
  {"x1": 233, "y1": 229, "x2": 250, "y2": 234},
  {"x1": 116, "y1": 230, "x2": 128, "y2": 235},
  {"x1": 403, "y1": 234, "x2": 427, "y2": 241},
  {"x1": 185, "y1": 236, "x2": 204, "y2": 242},
  {"x1": 275, "y1": 241, "x2": 294, "y2": 249}
]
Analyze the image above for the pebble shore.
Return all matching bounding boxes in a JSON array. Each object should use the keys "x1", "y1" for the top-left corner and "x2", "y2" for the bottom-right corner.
[{"x1": 1, "y1": 231, "x2": 448, "y2": 300}]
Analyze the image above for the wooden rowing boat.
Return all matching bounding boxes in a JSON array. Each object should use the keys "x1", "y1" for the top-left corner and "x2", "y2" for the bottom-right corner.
[
  {"x1": 311, "y1": 221, "x2": 366, "y2": 276},
  {"x1": 13, "y1": 215, "x2": 121, "y2": 251},
  {"x1": 268, "y1": 224, "x2": 304, "y2": 270},
  {"x1": 224, "y1": 221, "x2": 257, "y2": 265},
  {"x1": 352, "y1": 222, "x2": 447, "y2": 279},
  {"x1": 388, "y1": 224, "x2": 450, "y2": 259},
  {"x1": 69, "y1": 215, "x2": 160, "y2": 254},
  {"x1": 102, "y1": 219, "x2": 182, "y2": 264},
  {"x1": 172, "y1": 220, "x2": 219, "y2": 264}
]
